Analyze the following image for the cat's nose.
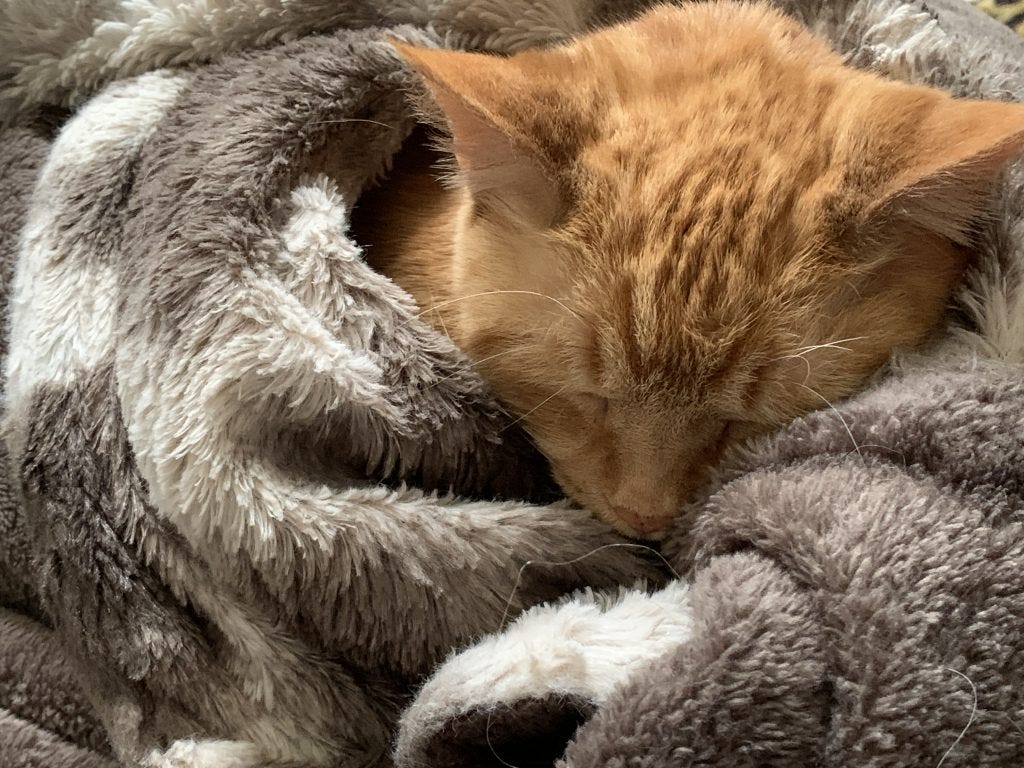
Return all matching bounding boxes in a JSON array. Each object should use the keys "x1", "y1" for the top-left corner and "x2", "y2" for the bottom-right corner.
[{"x1": 610, "y1": 506, "x2": 677, "y2": 539}]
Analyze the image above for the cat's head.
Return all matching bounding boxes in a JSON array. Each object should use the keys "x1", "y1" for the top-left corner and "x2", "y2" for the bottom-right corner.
[{"x1": 394, "y1": 1, "x2": 1024, "y2": 538}]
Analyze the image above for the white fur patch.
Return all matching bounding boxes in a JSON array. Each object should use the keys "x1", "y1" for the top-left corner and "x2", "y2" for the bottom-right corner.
[
  {"x1": 416, "y1": 581, "x2": 692, "y2": 708},
  {"x1": 115, "y1": 176, "x2": 395, "y2": 555},
  {"x1": 953, "y1": 261, "x2": 1024, "y2": 364},
  {"x1": 4, "y1": 70, "x2": 186, "y2": 410},
  {"x1": 143, "y1": 739, "x2": 264, "y2": 768}
]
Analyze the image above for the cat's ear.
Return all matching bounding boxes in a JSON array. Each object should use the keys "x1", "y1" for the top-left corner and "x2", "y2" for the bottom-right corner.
[
  {"x1": 868, "y1": 98, "x2": 1024, "y2": 243},
  {"x1": 391, "y1": 43, "x2": 565, "y2": 227}
]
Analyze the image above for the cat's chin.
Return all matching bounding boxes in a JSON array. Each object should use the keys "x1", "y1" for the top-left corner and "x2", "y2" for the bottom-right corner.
[
  {"x1": 621, "y1": 527, "x2": 672, "y2": 543},
  {"x1": 601, "y1": 511, "x2": 676, "y2": 542},
  {"x1": 567, "y1": 491, "x2": 679, "y2": 541}
]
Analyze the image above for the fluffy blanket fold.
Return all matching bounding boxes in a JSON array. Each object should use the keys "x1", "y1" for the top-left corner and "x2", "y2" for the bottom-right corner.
[
  {"x1": 401, "y1": 360, "x2": 1024, "y2": 767},
  {"x1": 2, "y1": 0, "x2": 1024, "y2": 766}
]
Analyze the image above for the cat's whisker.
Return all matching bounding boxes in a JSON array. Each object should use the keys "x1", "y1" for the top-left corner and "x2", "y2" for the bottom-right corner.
[
  {"x1": 774, "y1": 336, "x2": 868, "y2": 362},
  {"x1": 846, "y1": 443, "x2": 908, "y2": 468},
  {"x1": 485, "y1": 712, "x2": 522, "y2": 768},
  {"x1": 306, "y1": 118, "x2": 398, "y2": 130},
  {"x1": 773, "y1": 353, "x2": 814, "y2": 384},
  {"x1": 425, "y1": 347, "x2": 534, "y2": 389},
  {"x1": 791, "y1": 336, "x2": 868, "y2": 355},
  {"x1": 772, "y1": 336, "x2": 870, "y2": 383},
  {"x1": 500, "y1": 385, "x2": 569, "y2": 432},
  {"x1": 798, "y1": 383, "x2": 863, "y2": 457},
  {"x1": 433, "y1": 299, "x2": 452, "y2": 338},
  {"x1": 410, "y1": 290, "x2": 585, "y2": 324},
  {"x1": 497, "y1": 542, "x2": 682, "y2": 631}
]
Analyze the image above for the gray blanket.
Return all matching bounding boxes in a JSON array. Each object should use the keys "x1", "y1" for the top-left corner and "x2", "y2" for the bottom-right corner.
[{"x1": 1, "y1": 0, "x2": 1023, "y2": 766}]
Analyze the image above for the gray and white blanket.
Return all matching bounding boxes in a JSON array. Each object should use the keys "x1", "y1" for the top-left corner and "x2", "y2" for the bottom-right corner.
[{"x1": 1, "y1": 0, "x2": 1023, "y2": 766}]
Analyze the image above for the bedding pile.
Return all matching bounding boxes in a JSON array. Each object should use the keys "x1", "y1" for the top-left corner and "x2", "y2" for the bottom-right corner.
[{"x1": 1, "y1": 0, "x2": 1024, "y2": 766}]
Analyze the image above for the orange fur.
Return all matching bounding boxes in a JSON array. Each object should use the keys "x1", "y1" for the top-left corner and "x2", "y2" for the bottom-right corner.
[{"x1": 355, "y1": 1, "x2": 1024, "y2": 537}]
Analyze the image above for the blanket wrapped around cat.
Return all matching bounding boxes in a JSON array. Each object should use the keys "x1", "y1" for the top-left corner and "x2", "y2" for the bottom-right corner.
[{"x1": 1, "y1": 0, "x2": 1023, "y2": 766}]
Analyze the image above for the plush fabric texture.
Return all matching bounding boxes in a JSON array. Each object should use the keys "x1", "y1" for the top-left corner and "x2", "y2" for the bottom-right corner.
[
  {"x1": 0, "y1": 608, "x2": 114, "y2": 764},
  {"x1": 0, "y1": 2, "x2": 658, "y2": 767},
  {"x1": 974, "y1": 0, "x2": 1024, "y2": 35},
  {"x1": 2, "y1": 0, "x2": 1024, "y2": 767}
]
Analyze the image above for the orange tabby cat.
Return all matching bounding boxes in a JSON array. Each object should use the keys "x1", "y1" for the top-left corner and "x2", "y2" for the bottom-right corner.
[{"x1": 353, "y1": 1, "x2": 1024, "y2": 538}]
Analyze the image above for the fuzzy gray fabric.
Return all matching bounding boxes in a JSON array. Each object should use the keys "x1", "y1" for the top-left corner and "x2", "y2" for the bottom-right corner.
[
  {"x1": 563, "y1": 360, "x2": 1024, "y2": 767},
  {"x1": 2, "y1": 0, "x2": 1024, "y2": 767},
  {"x1": 0, "y1": 114, "x2": 116, "y2": 766},
  {"x1": 0, "y1": 609, "x2": 114, "y2": 767},
  {"x1": 0, "y1": 113, "x2": 56, "y2": 618},
  {"x1": 0, "y1": 3, "x2": 656, "y2": 767}
]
